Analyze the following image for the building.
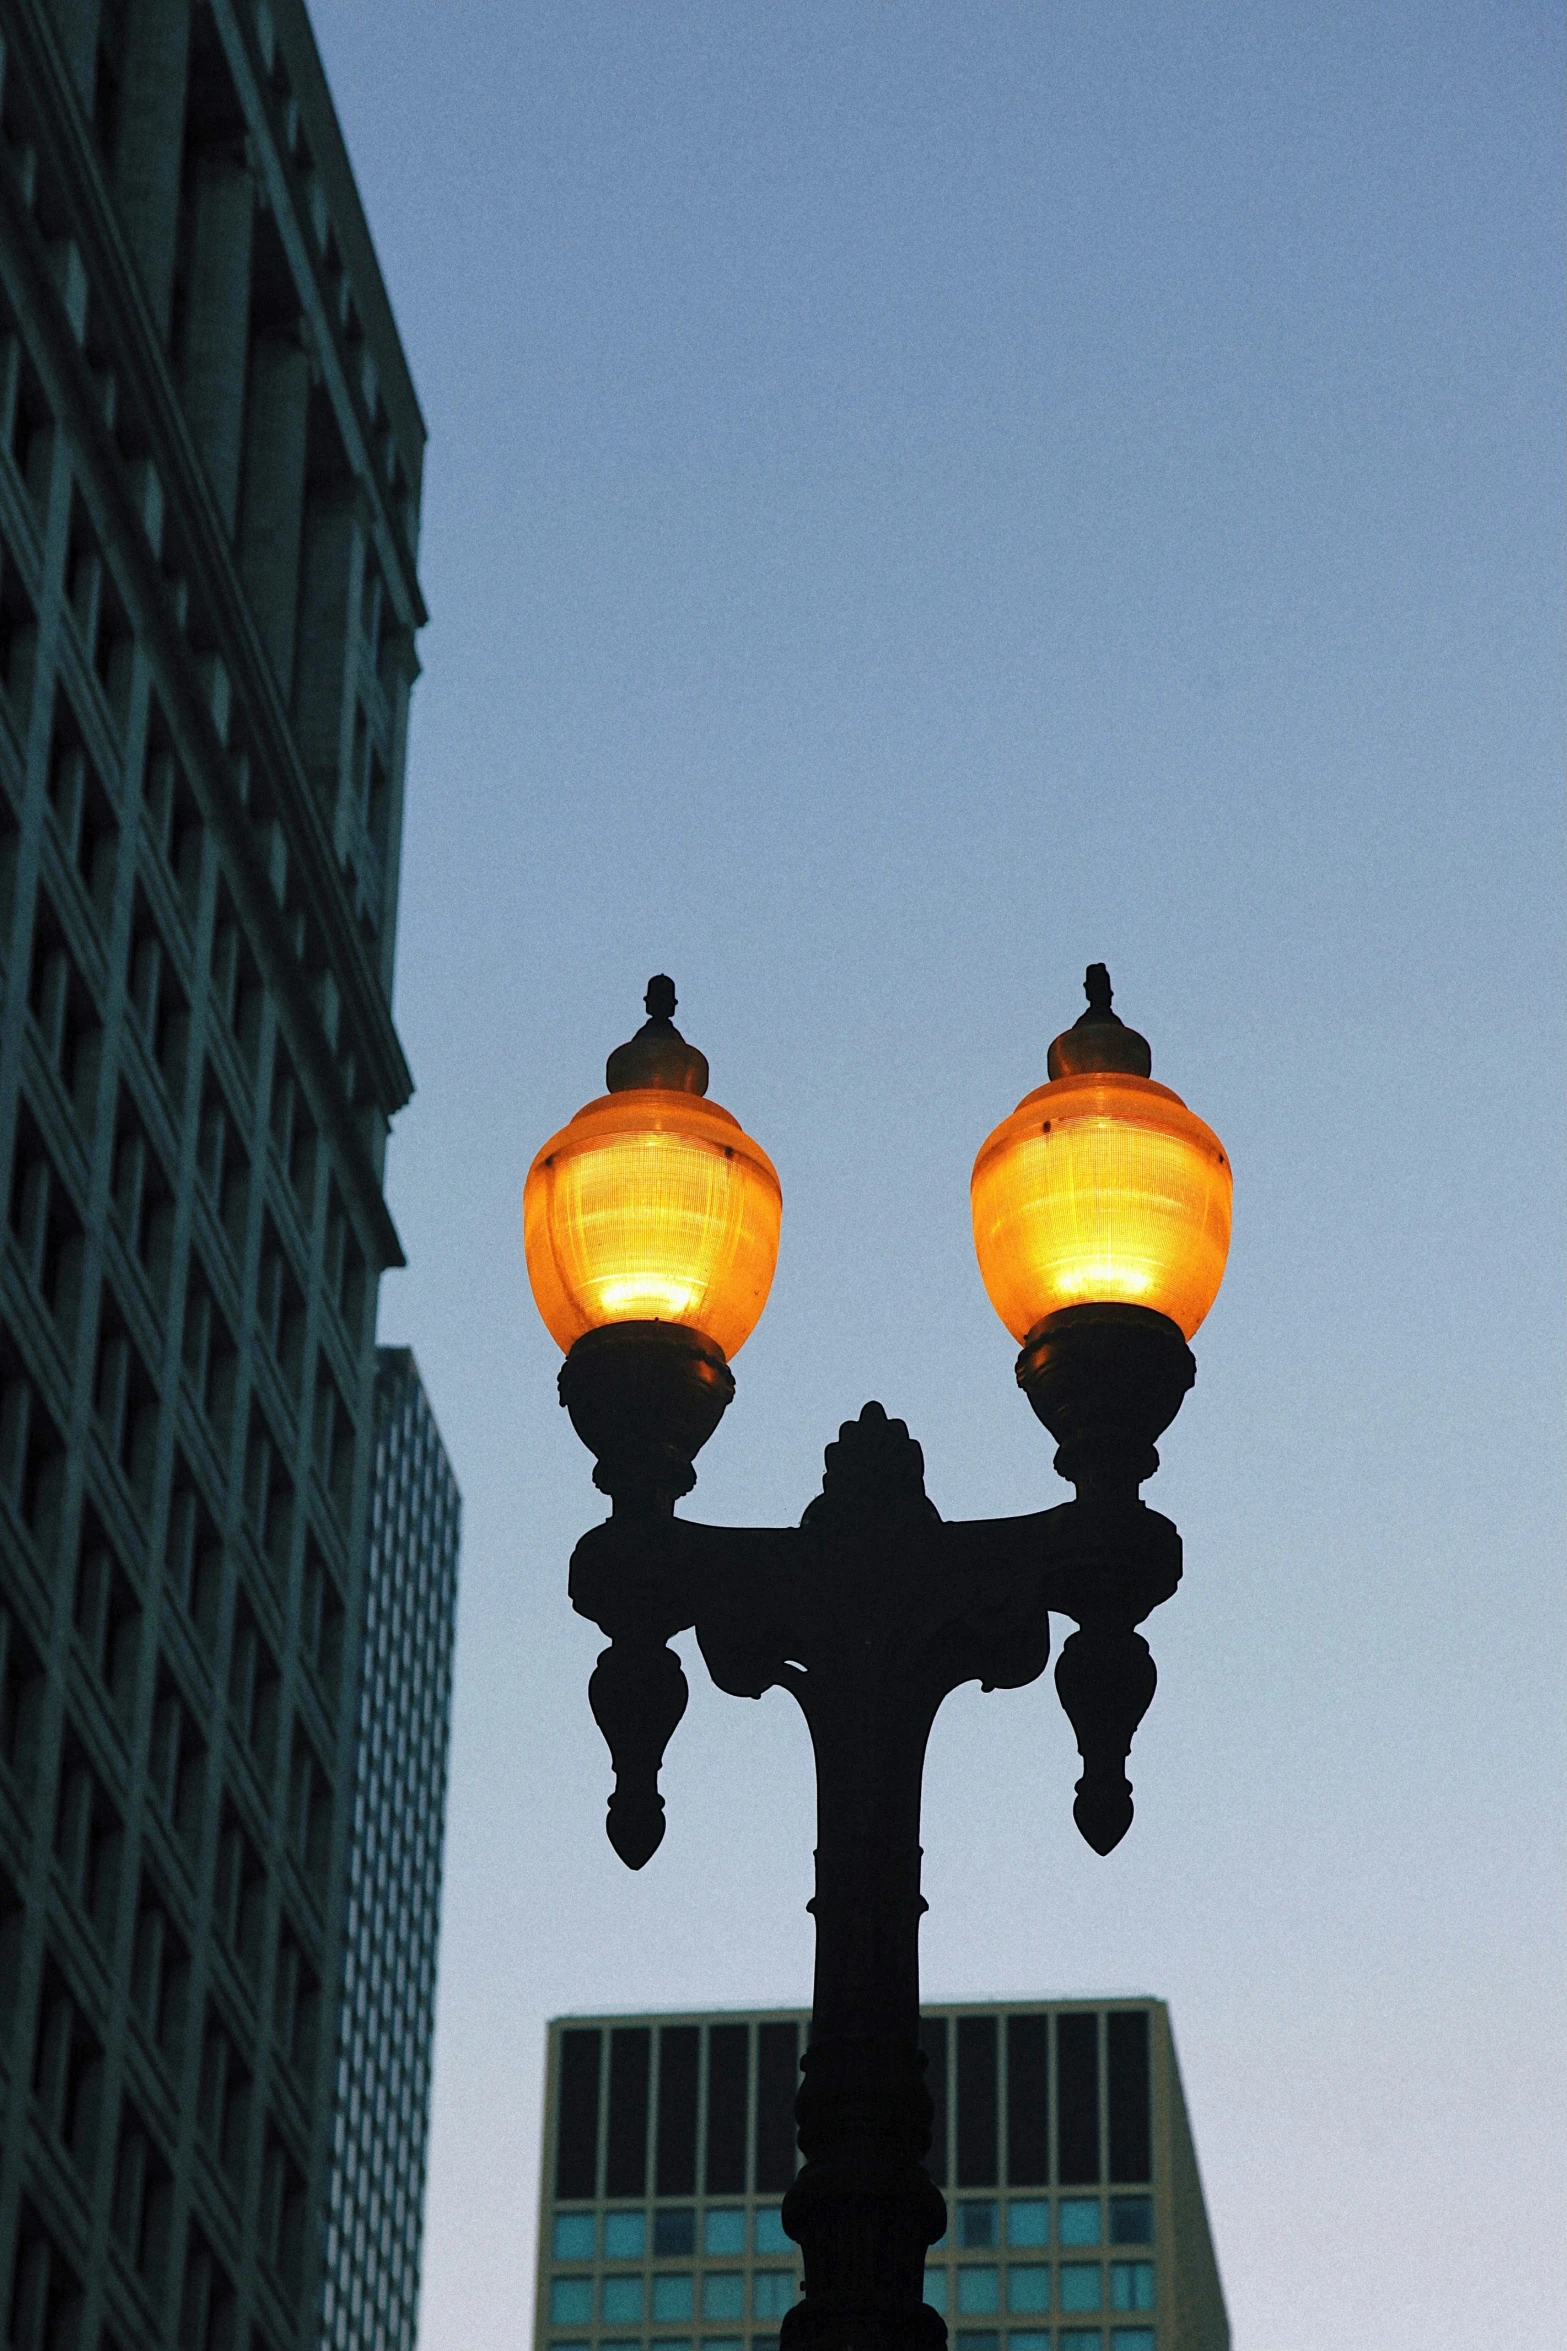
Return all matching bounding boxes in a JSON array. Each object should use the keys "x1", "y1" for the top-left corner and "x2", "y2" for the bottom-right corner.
[
  {"x1": 320, "y1": 1348, "x2": 459, "y2": 2351},
  {"x1": 535, "y1": 2001, "x2": 1228, "y2": 2351},
  {"x1": 0, "y1": 0, "x2": 437, "y2": 2346}
]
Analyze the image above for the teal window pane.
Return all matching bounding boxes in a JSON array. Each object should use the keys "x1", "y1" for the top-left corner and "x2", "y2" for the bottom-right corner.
[
  {"x1": 551, "y1": 2215, "x2": 595, "y2": 2260},
  {"x1": 700, "y1": 2339, "x2": 743, "y2": 2350},
  {"x1": 702, "y1": 2272, "x2": 744, "y2": 2320},
  {"x1": 1060, "y1": 2335, "x2": 1104, "y2": 2351},
  {"x1": 753, "y1": 2271, "x2": 796, "y2": 2318},
  {"x1": 601, "y1": 2276, "x2": 643, "y2": 2322},
  {"x1": 1007, "y1": 2265, "x2": 1050, "y2": 2314},
  {"x1": 1111, "y1": 2262, "x2": 1155, "y2": 2312},
  {"x1": 957, "y1": 2267, "x2": 1000, "y2": 2315},
  {"x1": 548, "y1": 2279, "x2": 591, "y2": 2325},
  {"x1": 1111, "y1": 2333, "x2": 1156, "y2": 2351},
  {"x1": 1008, "y1": 2200, "x2": 1049, "y2": 2248},
  {"x1": 956, "y1": 2334, "x2": 999, "y2": 2351},
  {"x1": 924, "y1": 2269, "x2": 949, "y2": 2312},
  {"x1": 651, "y1": 2340, "x2": 692, "y2": 2350},
  {"x1": 1109, "y1": 2198, "x2": 1153, "y2": 2245},
  {"x1": 549, "y1": 2342, "x2": 589, "y2": 2350},
  {"x1": 602, "y1": 2341, "x2": 639, "y2": 2349},
  {"x1": 655, "y1": 2209, "x2": 695, "y2": 2257},
  {"x1": 959, "y1": 2201, "x2": 999, "y2": 2248},
  {"x1": 651, "y1": 2273, "x2": 693, "y2": 2321},
  {"x1": 704, "y1": 2209, "x2": 746, "y2": 2256},
  {"x1": 755, "y1": 2206, "x2": 792, "y2": 2254},
  {"x1": 604, "y1": 2212, "x2": 646, "y2": 2260},
  {"x1": 1061, "y1": 2265, "x2": 1103, "y2": 2312},
  {"x1": 1010, "y1": 2335, "x2": 1051, "y2": 2351},
  {"x1": 1059, "y1": 2200, "x2": 1102, "y2": 2247}
]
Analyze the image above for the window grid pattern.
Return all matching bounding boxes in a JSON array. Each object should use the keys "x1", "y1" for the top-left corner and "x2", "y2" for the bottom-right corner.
[
  {"x1": 0, "y1": 4, "x2": 427, "y2": 2348},
  {"x1": 536, "y1": 2003, "x2": 1227, "y2": 2351},
  {"x1": 319, "y1": 1350, "x2": 458, "y2": 2351}
]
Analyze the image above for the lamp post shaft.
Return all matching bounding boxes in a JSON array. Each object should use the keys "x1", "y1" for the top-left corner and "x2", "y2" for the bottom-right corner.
[{"x1": 782, "y1": 1590, "x2": 948, "y2": 2348}]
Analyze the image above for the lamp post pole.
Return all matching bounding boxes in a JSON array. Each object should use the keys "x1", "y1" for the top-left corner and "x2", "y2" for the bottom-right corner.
[{"x1": 528, "y1": 973, "x2": 1229, "y2": 2351}]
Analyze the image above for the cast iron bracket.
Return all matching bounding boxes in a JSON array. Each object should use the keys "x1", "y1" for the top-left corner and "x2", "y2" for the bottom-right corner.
[{"x1": 557, "y1": 1301, "x2": 1195, "y2": 2351}]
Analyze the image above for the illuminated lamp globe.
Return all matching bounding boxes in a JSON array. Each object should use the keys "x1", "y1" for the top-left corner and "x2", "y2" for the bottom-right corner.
[
  {"x1": 523, "y1": 976, "x2": 782, "y2": 1364},
  {"x1": 970, "y1": 965, "x2": 1232, "y2": 1346}
]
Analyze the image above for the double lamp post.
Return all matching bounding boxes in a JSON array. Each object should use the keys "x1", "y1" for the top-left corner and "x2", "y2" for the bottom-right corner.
[{"x1": 521, "y1": 968, "x2": 1232, "y2": 2351}]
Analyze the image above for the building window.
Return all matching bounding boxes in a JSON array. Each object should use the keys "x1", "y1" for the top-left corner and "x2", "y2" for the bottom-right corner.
[
  {"x1": 1059, "y1": 2199, "x2": 1102, "y2": 2246},
  {"x1": 1060, "y1": 2264, "x2": 1103, "y2": 2312},
  {"x1": 546, "y1": 2278, "x2": 590, "y2": 2326},
  {"x1": 923, "y1": 2268, "x2": 948, "y2": 2312},
  {"x1": 603, "y1": 2211, "x2": 645, "y2": 2260},
  {"x1": 700, "y1": 2271, "x2": 744, "y2": 2320},
  {"x1": 753, "y1": 2270, "x2": 795, "y2": 2318},
  {"x1": 1111, "y1": 2333, "x2": 1156, "y2": 2351},
  {"x1": 956, "y1": 2266, "x2": 999, "y2": 2315},
  {"x1": 702, "y1": 2208, "x2": 745, "y2": 2256},
  {"x1": 652, "y1": 2206, "x2": 694, "y2": 2257},
  {"x1": 1109, "y1": 2197, "x2": 1153, "y2": 2244},
  {"x1": 754, "y1": 2205, "x2": 791, "y2": 2254},
  {"x1": 1007, "y1": 2199, "x2": 1049, "y2": 2248},
  {"x1": 1007, "y1": 2265, "x2": 1050, "y2": 2314},
  {"x1": 958, "y1": 2200, "x2": 998, "y2": 2248},
  {"x1": 599, "y1": 2274, "x2": 641, "y2": 2323},
  {"x1": 1111, "y1": 2262, "x2": 1155, "y2": 2312},
  {"x1": 550, "y1": 2214, "x2": 593, "y2": 2261},
  {"x1": 649, "y1": 2272, "x2": 692, "y2": 2321}
]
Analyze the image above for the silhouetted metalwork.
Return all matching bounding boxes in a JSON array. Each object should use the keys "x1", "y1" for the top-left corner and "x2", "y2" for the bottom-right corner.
[{"x1": 561, "y1": 1292, "x2": 1196, "y2": 2351}]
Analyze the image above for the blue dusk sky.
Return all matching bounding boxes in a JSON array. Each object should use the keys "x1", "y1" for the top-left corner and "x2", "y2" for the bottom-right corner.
[{"x1": 307, "y1": 8, "x2": 1562, "y2": 2349}]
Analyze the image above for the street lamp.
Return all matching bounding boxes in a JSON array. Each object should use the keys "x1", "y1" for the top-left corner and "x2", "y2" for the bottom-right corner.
[{"x1": 524, "y1": 968, "x2": 1231, "y2": 2351}]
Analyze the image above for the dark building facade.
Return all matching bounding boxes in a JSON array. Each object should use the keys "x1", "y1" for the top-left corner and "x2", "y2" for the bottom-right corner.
[
  {"x1": 535, "y1": 2001, "x2": 1228, "y2": 2351},
  {"x1": 320, "y1": 1348, "x2": 458, "y2": 2351},
  {"x1": 0, "y1": 0, "x2": 433, "y2": 2347}
]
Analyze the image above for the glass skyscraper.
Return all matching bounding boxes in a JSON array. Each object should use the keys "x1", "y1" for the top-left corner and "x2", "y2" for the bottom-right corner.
[
  {"x1": 320, "y1": 1348, "x2": 459, "y2": 2351},
  {"x1": 534, "y1": 2000, "x2": 1228, "y2": 2351},
  {"x1": 0, "y1": 1, "x2": 446, "y2": 2346}
]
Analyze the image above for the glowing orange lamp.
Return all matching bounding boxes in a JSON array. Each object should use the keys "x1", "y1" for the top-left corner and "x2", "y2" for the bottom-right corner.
[
  {"x1": 971, "y1": 965, "x2": 1232, "y2": 1492},
  {"x1": 524, "y1": 978, "x2": 781, "y2": 1509}
]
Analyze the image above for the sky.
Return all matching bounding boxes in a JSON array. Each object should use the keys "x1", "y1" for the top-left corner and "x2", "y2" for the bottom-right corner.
[{"x1": 303, "y1": 7, "x2": 1563, "y2": 2348}]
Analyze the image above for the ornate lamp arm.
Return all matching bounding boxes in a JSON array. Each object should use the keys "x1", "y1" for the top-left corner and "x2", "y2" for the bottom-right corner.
[{"x1": 557, "y1": 1301, "x2": 1197, "y2": 2351}]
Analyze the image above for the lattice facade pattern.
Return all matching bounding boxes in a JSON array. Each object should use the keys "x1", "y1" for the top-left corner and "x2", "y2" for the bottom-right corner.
[
  {"x1": 320, "y1": 1349, "x2": 457, "y2": 2351},
  {"x1": 535, "y1": 2002, "x2": 1229, "y2": 2351},
  {"x1": 0, "y1": 0, "x2": 429, "y2": 2346}
]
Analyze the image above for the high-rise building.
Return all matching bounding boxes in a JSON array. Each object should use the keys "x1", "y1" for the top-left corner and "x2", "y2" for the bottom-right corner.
[
  {"x1": 535, "y1": 2001, "x2": 1228, "y2": 2351},
  {"x1": 320, "y1": 1347, "x2": 459, "y2": 2351},
  {"x1": 0, "y1": 0, "x2": 436, "y2": 2347}
]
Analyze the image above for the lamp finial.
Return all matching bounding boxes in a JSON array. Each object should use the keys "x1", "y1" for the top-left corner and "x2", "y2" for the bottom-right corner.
[
  {"x1": 606, "y1": 976, "x2": 710, "y2": 1095},
  {"x1": 1047, "y1": 963, "x2": 1152, "y2": 1080}
]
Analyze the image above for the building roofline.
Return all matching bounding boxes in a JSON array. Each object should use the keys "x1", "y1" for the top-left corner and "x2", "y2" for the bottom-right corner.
[
  {"x1": 546, "y1": 1995, "x2": 1168, "y2": 2028},
  {"x1": 268, "y1": 0, "x2": 428, "y2": 487}
]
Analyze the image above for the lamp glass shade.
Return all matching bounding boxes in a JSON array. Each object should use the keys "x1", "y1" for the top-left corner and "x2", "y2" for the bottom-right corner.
[
  {"x1": 524, "y1": 1088, "x2": 782, "y2": 1360},
  {"x1": 971, "y1": 1071, "x2": 1231, "y2": 1342}
]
